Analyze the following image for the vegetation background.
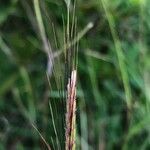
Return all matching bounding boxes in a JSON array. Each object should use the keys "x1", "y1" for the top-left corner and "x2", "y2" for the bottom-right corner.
[{"x1": 0, "y1": 0, "x2": 150, "y2": 149}]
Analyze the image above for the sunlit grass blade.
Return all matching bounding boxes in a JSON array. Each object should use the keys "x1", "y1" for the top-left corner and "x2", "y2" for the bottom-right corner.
[{"x1": 100, "y1": 0, "x2": 132, "y2": 111}]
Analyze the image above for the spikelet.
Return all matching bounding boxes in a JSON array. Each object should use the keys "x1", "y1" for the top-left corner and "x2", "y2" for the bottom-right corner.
[{"x1": 65, "y1": 70, "x2": 77, "y2": 150}]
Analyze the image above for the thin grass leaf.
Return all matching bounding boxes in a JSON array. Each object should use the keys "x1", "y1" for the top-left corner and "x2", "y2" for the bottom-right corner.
[
  {"x1": 32, "y1": 123, "x2": 51, "y2": 150},
  {"x1": 49, "y1": 102, "x2": 61, "y2": 150}
]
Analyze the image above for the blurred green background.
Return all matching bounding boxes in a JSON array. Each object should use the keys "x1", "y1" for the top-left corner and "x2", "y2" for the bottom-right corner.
[{"x1": 0, "y1": 0, "x2": 150, "y2": 149}]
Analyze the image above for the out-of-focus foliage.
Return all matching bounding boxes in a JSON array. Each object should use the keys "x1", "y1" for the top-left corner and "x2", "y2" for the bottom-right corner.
[{"x1": 0, "y1": 0, "x2": 150, "y2": 149}]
